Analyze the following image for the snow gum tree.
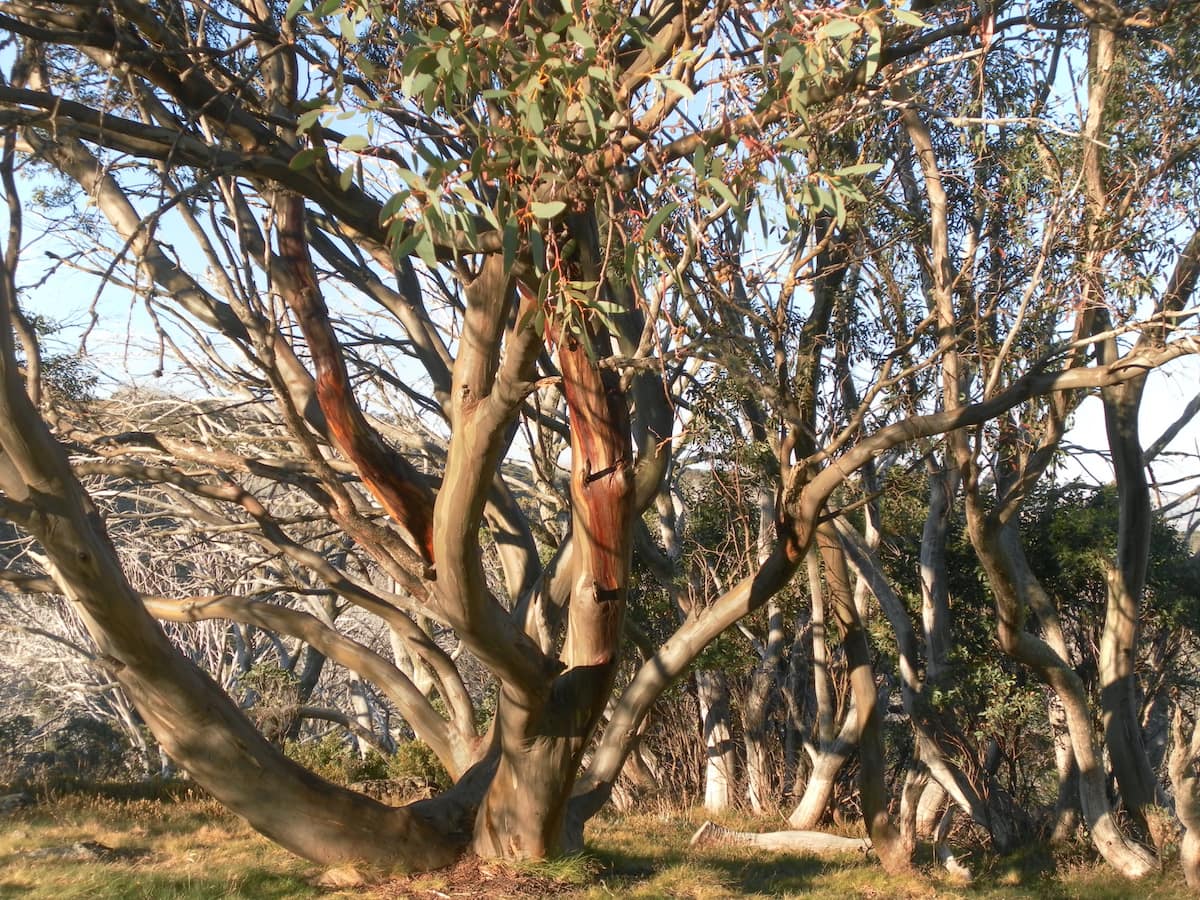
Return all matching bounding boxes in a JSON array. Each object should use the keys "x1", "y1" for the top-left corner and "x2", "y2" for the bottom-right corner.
[{"x1": 1, "y1": 0, "x2": 1198, "y2": 877}]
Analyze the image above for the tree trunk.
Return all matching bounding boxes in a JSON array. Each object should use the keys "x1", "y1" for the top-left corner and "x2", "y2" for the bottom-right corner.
[
  {"x1": 697, "y1": 669, "x2": 738, "y2": 813},
  {"x1": 933, "y1": 807, "x2": 973, "y2": 882},
  {"x1": 966, "y1": 513, "x2": 1157, "y2": 878},
  {"x1": 920, "y1": 458, "x2": 957, "y2": 687},
  {"x1": 743, "y1": 600, "x2": 785, "y2": 814},
  {"x1": 787, "y1": 548, "x2": 857, "y2": 830},
  {"x1": 476, "y1": 248, "x2": 635, "y2": 858},
  {"x1": 916, "y1": 780, "x2": 947, "y2": 838},
  {"x1": 1169, "y1": 705, "x2": 1200, "y2": 889},
  {"x1": 788, "y1": 703, "x2": 859, "y2": 830},
  {"x1": 834, "y1": 516, "x2": 1017, "y2": 852},
  {"x1": 568, "y1": 530, "x2": 805, "y2": 842},
  {"x1": 816, "y1": 523, "x2": 909, "y2": 873},
  {"x1": 0, "y1": 295, "x2": 464, "y2": 871},
  {"x1": 782, "y1": 618, "x2": 812, "y2": 799},
  {"x1": 899, "y1": 760, "x2": 929, "y2": 856},
  {"x1": 1100, "y1": 559, "x2": 1157, "y2": 831},
  {"x1": 743, "y1": 491, "x2": 785, "y2": 813},
  {"x1": 348, "y1": 676, "x2": 375, "y2": 758},
  {"x1": 1049, "y1": 694, "x2": 1082, "y2": 844}
]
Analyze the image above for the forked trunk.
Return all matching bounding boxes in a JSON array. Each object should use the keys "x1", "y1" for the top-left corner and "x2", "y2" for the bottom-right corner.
[
  {"x1": 788, "y1": 549, "x2": 857, "y2": 830},
  {"x1": 968, "y1": 515, "x2": 1157, "y2": 878},
  {"x1": 788, "y1": 702, "x2": 858, "y2": 830},
  {"x1": 475, "y1": 273, "x2": 635, "y2": 858}
]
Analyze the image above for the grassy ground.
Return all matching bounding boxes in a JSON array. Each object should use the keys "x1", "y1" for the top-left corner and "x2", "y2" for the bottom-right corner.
[{"x1": 0, "y1": 792, "x2": 1191, "y2": 899}]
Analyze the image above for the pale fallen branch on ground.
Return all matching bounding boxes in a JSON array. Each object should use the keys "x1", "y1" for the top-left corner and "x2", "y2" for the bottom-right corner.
[{"x1": 689, "y1": 820, "x2": 872, "y2": 856}]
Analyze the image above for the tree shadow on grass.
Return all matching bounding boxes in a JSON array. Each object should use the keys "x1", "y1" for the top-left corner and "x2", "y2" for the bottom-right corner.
[
  {"x1": 586, "y1": 842, "x2": 676, "y2": 882},
  {"x1": 693, "y1": 849, "x2": 853, "y2": 896}
]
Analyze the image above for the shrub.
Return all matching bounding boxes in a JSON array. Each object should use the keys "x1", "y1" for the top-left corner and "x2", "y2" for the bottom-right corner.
[
  {"x1": 387, "y1": 740, "x2": 451, "y2": 792},
  {"x1": 284, "y1": 731, "x2": 388, "y2": 785}
]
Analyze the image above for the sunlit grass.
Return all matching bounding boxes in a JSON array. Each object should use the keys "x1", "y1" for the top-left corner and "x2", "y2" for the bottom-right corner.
[
  {"x1": 511, "y1": 851, "x2": 598, "y2": 884},
  {"x1": 0, "y1": 793, "x2": 320, "y2": 899},
  {"x1": 0, "y1": 795, "x2": 1194, "y2": 898}
]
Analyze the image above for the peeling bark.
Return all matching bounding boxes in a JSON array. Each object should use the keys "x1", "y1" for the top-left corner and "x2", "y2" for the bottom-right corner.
[
  {"x1": 276, "y1": 193, "x2": 437, "y2": 568},
  {"x1": 476, "y1": 224, "x2": 634, "y2": 858}
]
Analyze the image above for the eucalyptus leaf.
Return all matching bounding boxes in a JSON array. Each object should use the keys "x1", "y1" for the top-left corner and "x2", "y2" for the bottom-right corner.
[{"x1": 531, "y1": 200, "x2": 567, "y2": 219}]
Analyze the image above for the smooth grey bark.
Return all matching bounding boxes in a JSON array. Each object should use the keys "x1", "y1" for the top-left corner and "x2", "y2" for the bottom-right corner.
[
  {"x1": 743, "y1": 488, "x2": 785, "y2": 814},
  {"x1": 899, "y1": 757, "x2": 929, "y2": 855},
  {"x1": 781, "y1": 616, "x2": 812, "y2": 800},
  {"x1": 1048, "y1": 694, "x2": 1082, "y2": 843},
  {"x1": 1098, "y1": 364, "x2": 1159, "y2": 829},
  {"x1": 835, "y1": 516, "x2": 1018, "y2": 853},
  {"x1": 915, "y1": 780, "x2": 947, "y2": 838},
  {"x1": 788, "y1": 698, "x2": 859, "y2": 830},
  {"x1": 697, "y1": 669, "x2": 737, "y2": 813},
  {"x1": 348, "y1": 675, "x2": 375, "y2": 758},
  {"x1": 691, "y1": 820, "x2": 870, "y2": 856},
  {"x1": 815, "y1": 522, "x2": 908, "y2": 873},
  {"x1": 920, "y1": 457, "x2": 957, "y2": 686},
  {"x1": 965, "y1": 511, "x2": 1157, "y2": 878},
  {"x1": 788, "y1": 549, "x2": 858, "y2": 830}
]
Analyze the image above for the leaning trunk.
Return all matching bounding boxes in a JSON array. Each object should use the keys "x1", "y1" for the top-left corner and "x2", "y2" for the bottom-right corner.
[
  {"x1": 816, "y1": 523, "x2": 908, "y2": 873},
  {"x1": 0, "y1": 282, "x2": 463, "y2": 871},
  {"x1": 967, "y1": 513, "x2": 1157, "y2": 878}
]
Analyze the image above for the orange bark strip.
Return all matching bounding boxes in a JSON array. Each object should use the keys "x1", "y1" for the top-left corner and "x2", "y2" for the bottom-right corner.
[
  {"x1": 557, "y1": 330, "x2": 634, "y2": 668},
  {"x1": 276, "y1": 194, "x2": 437, "y2": 567}
]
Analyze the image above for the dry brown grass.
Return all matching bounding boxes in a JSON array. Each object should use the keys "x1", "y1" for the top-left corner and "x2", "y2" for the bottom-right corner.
[{"x1": 0, "y1": 794, "x2": 1193, "y2": 899}]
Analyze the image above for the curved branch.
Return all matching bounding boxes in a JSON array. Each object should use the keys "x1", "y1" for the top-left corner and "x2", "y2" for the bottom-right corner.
[
  {"x1": 141, "y1": 594, "x2": 473, "y2": 778},
  {"x1": 0, "y1": 250, "x2": 461, "y2": 870}
]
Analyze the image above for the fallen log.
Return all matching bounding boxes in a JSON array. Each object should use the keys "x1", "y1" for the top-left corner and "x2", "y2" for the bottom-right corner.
[{"x1": 689, "y1": 820, "x2": 872, "y2": 856}]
